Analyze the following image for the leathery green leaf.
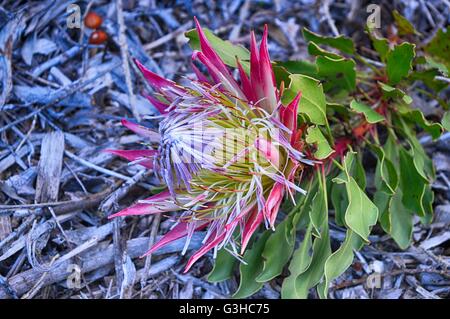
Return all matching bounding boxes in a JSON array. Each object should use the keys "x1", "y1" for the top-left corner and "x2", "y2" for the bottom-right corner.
[
  {"x1": 308, "y1": 42, "x2": 342, "y2": 59},
  {"x1": 386, "y1": 42, "x2": 415, "y2": 85},
  {"x1": 303, "y1": 27, "x2": 355, "y2": 54},
  {"x1": 401, "y1": 109, "x2": 443, "y2": 140},
  {"x1": 317, "y1": 56, "x2": 356, "y2": 93},
  {"x1": 370, "y1": 144, "x2": 399, "y2": 195},
  {"x1": 368, "y1": 32, "x2": 389, "y2": 61},
  {"x1": 305, "y1": 126, "x2": 335, "y2": 159},
  {"x1": 331, "y1": 182, "x2": 348, "y2": 226},
  {"x1": 344, "y1": 177, "x2": 379, "y2": 241},
  {"x1": 425, "y1": 28, "x2": 450, "y2": 70},
  {"x1": 379, "y1": 82, "x2": 413, "y2": 104},
  {"x1": 275, "y1": 60, "x2": 318, "y2": 79},
  {"x1": 281, "y1": 224, "x2": 313, "y2": 298},
  {"x1": 233, "y1": 232, "x2": 270, "y2": 298},
  {"x1": 374, "y1": 190, "x2": 392, "y2": 233},
  {"x1": 350, "y1": 100, "x2": 384, "y2": 124},
  {"x1": 321, "y1": 230, "x2": 363, "y2": 297},
  {"x1": 288, "y1": 74, "x2": 328, "y2": 126},
  {"x1": 283, "y1": 173, "x2": 331, "y2": 299},
  {"x1": 399, "y1": 147, "x2": 428, "y2": 216},
  {"x1": 292, "y1": 222, "x2": 331, "y2": 298},
  {"x1": 389, "y1": 188, "x2": 414, "y2": 249},
  {"x1": 333, "y1": 152, "x2": 378, "y2": 241},
  {"x1": 392, "y1": 10, "x2": 419, "y2": 36},
  {"x1": 256, "y1": 216, "x2": 295, "y2": 282},
  {"x1": 208, "y1": 249, "x2": 237, "y2": 283}
]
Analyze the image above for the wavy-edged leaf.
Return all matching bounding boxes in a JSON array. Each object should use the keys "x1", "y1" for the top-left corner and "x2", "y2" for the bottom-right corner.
[
  {"x1": 303, "y1": 28, "x2": 355, "y2": 54},
  {"x1": 305, "y1": 126, "x2": 334, "y2": 159},
  {"x1": 389, "y1": 188, "x2": 414, "y2": 249},
  {"x1": 425, "y1": 28, "x2": 450, "y2": 70},
  {"x1": 344, "y1": 177, "x2": 379, "y2": 241},
  {"x1": 386, "y1": 42, "x2": 415, "y2": 85},
  {"x1": 308, "y1": 42, "x2": 341, "y2": 59},
  {"x1": 370, "y1": 144, "x2": 399, "y2": 195},
  {"x1": 321, "y1": 230, "x2": 363, "y2": 297},
  {"x1": 208, "y1": 249, "x2": 236, "y2": 283},
  {"x1": 317, "y1": 56, "x2": 356, "y2": 93},
  {"x1": 287, "y1": 74, "x2": 328, "y2": 126},
  {"x1": 275, "y1": 60, "x2": 318, "y2": 79},
  {"x1": 282, "y1": 176, "x2": 331, "y2": 299},
  {"x1": 379, "y1": 82, "x2": 413, "y2": 104},
  {"x1": 331, "y1": 182, "x2": 348, "y2": 226},
  {"x1": 281, "y1": 224, "x2": 313, "y2": 299},
  {"x1": 368, "y1": 32, "x2": 389, "y2": 62},
  {"x1": 392, "y1": 10, "x2": 419, "y2": 36},
  {"x1": 232, "y1": 232, "x2": 270, "y2": 299},
  {"x1": 256, "y1": 216, "x2": 295, "y2": 282},
  {"x1": 292, "y1": 223, "x2": 330, "y2": 298},
  {"x1": 401, "y1": 109, "x2": 443, "y2": 140},
  {"x1": 350, "y1": 100, "x2": 384, "y2": 124},
  {"x1": 399, "y1": 147, "x2": 428, "y2": 216},
  {"x1": 374, "y1": 190, "x2": 391, "y2": 233}
]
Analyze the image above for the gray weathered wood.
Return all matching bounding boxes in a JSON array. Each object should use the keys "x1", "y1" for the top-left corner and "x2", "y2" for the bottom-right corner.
[
  {"x1": 35, "y1": 131, "x2": 65, "y2": 203},
  {"x1": 0, "y1": 233, "x2": 205, "y2": 299}
]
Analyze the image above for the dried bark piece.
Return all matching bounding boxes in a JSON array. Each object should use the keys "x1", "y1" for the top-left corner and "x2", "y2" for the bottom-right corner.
[{"x1": 35, "y1": 131, "x2": 65, "y2": 203}]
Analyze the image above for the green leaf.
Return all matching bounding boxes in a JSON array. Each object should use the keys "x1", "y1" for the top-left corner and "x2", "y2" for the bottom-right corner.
[
  {"x1": 317, "y1": 56, "x2": 356, "y2": 93},
  {"x1": 442, "y1": 112, "x2": 450, "y2": 131},
  {"x1": 402, "y1": 122, "x2": 435, "y2": 181},
  {"x1": 256, "y1": 216, "x2": 295, "y2": 282},
  {"x1": 399, "y1": 147, "x2": 428, "y2": 216},
  {"x1": 424, "y1": 56, "x2": 448, "y2": 76},
  {"x1": 275, "y1": 60, "x2": 318, "y2": 79},
  {"x1": 374, "y1": 190, "x2": 391, "y2": 232},
  {"x1": 208, "y1": 249, "x2": 236, "y2": 283},
  {"x1": 420, "y1": 185, "x2": 434, "y2": 225},
  {"x1": 291, "y1": 224, "x2": 331, "y2": 298},
  {"x1": 333, "y1": 151, "x2": 365, "y2": 189},
  {"x1": 331, "y1": 182, "x2": 348, "y2": 226},
  {"x1": 410, "y1": 68, "x2": 448, "y2": 93},
  {"x1": 333, "y1": 152, "x2": 377, "y2": 241},
  {"x1": 379, "y1": 82, "x2": 412, "y2": 104},
  {"x1": 368, "y1": 33, "x2": 389, "y2": 62},
  {"x1": 389, "y1": 188, "x2": 414, "y2": 249},
  {"x1": 303, "y1": 28, "x2": 355, "y2": 54},
  {"x1": 305, "y1": 126, "x2": 334, "y2": 159},
  {"x1": 233, "y1": 232, "x2": 270, "y2": 299},
  {"x1": 350, "y1": 100, "x2": 384, "y2": 124},
  {"x1": 288, "y1": 74, "x2": 328, "y2": 126},
  {"x1": 321, "y1": 230, "x2": 363, "y2": 297},
  {"x1": 281, "y1": 224, "x2": 313, "y2": 298},
  {"x1": 384, "y1": 131, "x2": 400, "y2": 166},
  {"x1": 386, "y1": 42, "x2": 415, "y2": 85},
  {"x1": 309, "y1": 181, "x2": 328, "y2": 237},
  {"x1": 392, "y1": 10, "x2": 419, "y2": 36},
  {"x1": 401, "y1": 109, "x2": 443, "y2": 140},
  {"x1": 425, "y1": 28, "x2": 450, "y2": 71},
  {"x1": 344, "y1": 177, "x2": 379, "y2": 241},
  {"x1": 370, "y1": 144, "x2": 399, "y2": 195},
  {"x1": 185, "y1": 28, "x2": 250, "y2": 73},
  {"x1": 282, "y1": 176, "x2": 331, "y2": 299},
  {"x1": 308, "y1": 42, "x2": 342, "y2": 59}
]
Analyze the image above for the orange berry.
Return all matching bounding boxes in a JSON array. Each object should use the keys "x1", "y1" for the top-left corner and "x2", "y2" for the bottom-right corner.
[
  {"x1": 89, "y1": 30, "x2": 108, "y2": 44},
  {"x1": 84, "y1": 12, "x2": 103, "y2": 29}
]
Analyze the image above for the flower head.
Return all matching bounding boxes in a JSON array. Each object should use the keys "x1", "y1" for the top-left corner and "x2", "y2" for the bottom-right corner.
[{"x1": 107, "y1": 18, "x2": 312, "y2": 272}]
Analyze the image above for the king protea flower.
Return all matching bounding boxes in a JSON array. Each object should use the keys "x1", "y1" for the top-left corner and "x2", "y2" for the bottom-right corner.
[{"x1": 107, "y1": 18, "x2": 312, "y2": 272}]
